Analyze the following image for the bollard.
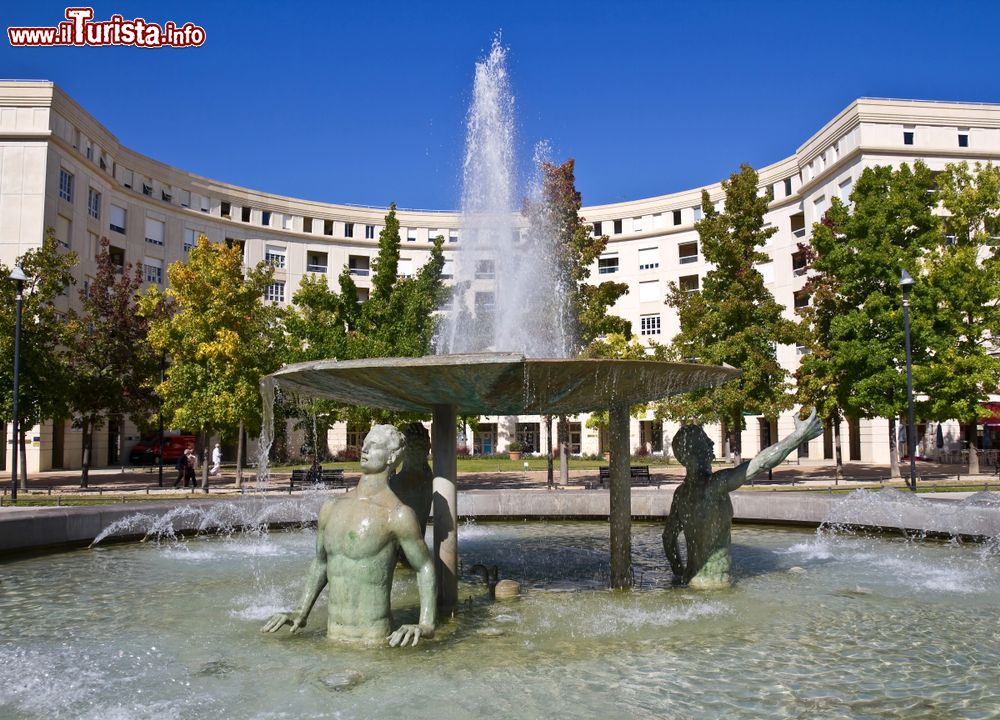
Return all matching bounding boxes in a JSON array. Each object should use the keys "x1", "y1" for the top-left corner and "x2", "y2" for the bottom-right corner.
[
  {"x1": 99, "y1": 488, "x2": 103, "y2": 496},
  {"x1": 48, "y1": 487, "x2": 51, "y2": 495},
  {"x1": 121, "y1": 496, "x2": 125, "y2": 504},
  {"x1": 56, "y1": 496, "x2": 61, "y2": 507},
  {"x1": 146, "y1": 487, "x2": 149, "y2": 495}
]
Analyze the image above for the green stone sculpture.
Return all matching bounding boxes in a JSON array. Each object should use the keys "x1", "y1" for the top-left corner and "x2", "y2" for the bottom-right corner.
[
  {"x1": 662, "y1": 410, "x2": 823, "y2": 589},
  {"x1": 261, "y1": 424, "x2": 437, "y2": 646}
]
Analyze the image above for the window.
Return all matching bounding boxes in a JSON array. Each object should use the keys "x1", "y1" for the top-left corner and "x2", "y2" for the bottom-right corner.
[
  {"x1": 592, "y1": 222, "x2": 602, "y2": 236},
  {"x1": 87, "y1": 187, "x2": 101, "y2": 219},
  {"x1": 758, "y1": 262, "x2": 774, "y2": 284},
  {"x1": 108, "y1": 244, "x2": 125, "y2": 271},
  {"x1": 679, "y1": 274, "x2": 699, "y2": 293},
  {"x1": 813, "y1": 195, "x2": 827, "y2": 223},
  {"x1": 265, "y1": 281, "x2": 285, "y2": 303},
  {"x1": 142, "y1": 181, "x2": 152, "y2": 196},
  {"x1": 356, "y1": 287, "x2": 370, "y2": 303},
  {"x1": 282, "y1": 214, "x2": 293, "y2": 230},
  {"x1": 640, "y1": 314, "x2": 661, "y2": 336},
  {"x1": 839, "y1": 178, "x2": 853, "y2": 203},
  {"x1": 793, "y1": 289, "x2": 810, "y2": 310},
  {"x1": 784, "y1": 177, "x2": 793, "y2": 196},
  {"x1": 346, "y1": 423, "x2": 366, "y2": 448},
  {"x1": 55, "y1": 215, "x2": 71, "y2": 248},
  {"x1": 790, "y1": 212, "x2": 806, "y2": 238},
  {"x1": 183, "y1": 228, "x2": 197, "y2": 253},
  {"x1": 199, "y1": 194, "x2": 210, "y2": 213},
  {"x1": 59, "y1": 168, "x2": 74, "y2": 202},
  {"x1": 638, "y1": 280, "x2": 660, "y2": 303},
  {"x1": 324, "y1": 219, "x2": 334, "y2": 236},
  {"x1": 475, "y1": 291, "x2": 495, "y2": 313},
  {"x1": 265, "y1": 246, "x2": 286, "y2": 269},
  {"x1": 365, "y1": 224, "x2": 376, "y2": 239},
  {"x1": 344, "y1": 222, "x2": 354, "y2": 238},
  {"x1": 407, "y1": 231, "x2": 417, "y2": 242},
  {"x1": 221, "y1": 201, "x2": 231, "y2": 218},
  {"x1": 307, "y1": 252, "x2": 328, "y2": 273},
  {"x1": 441, "y1": 259, "x2": 454, "y2": 279},
  {"x1": 179, "y1": 189, "x2": 191, "y2": 208},
  {"x1": 241, "y1": 206, "x2": 251, "y2": 223},
  {"x1": 261, "y1": 211, "x2": 271, "y2": 226},
  {"x1": 348, "y1": 255, "x2": 370, "y2": 276},
  {"x1": 448, "y1": 230, "x2": 458, "y2": 243},
  {"x1": 110, "y1": 205, "x2": 127, "y2": 234},
  {"x1": 632, "y1": 217, "x2": 643, "y2": 233},
  {"x1": 475, "y1": 259, "x2": 495, "y2": 279},
  {"x1": 122, "y1": 169, "x2": 133, "y2": 189},
  {"x1": 672, "y1": 209, "x2": 682, "y2": 226},
  {"x1": 143, "y1": 259, "x2": 163, "y2": 285},
  {"x1": 958, "y1": 129, "x2": 969, "y2": 148},
  {"x1": 398, "y1": 258, "x2": 413, "y2": 278},
  {"x1": 613, "y1": 219, "x2": 622, "y2": 234},
  {"x1": 598, "y1": 255, "x2": 619, "y2": 274},
  {"x1": 678, "y1": 241, "x2": 698, "y2": 264},
  {"x1": 693, "y1": 206, "x2": 702, "y2": 221},
  {"x1": 792, "y1": 250, "x2": 808, "y2": 277},
  {"x1": 225, "y1": 237, "x2": 246, "y2": 256},
  {"x1": 515, "y1": 422, "x2": 540, "y2": 453},
  {"x1": 473, "y1": 422, "x2": 498, "y2": 455},
  {"x1": 161, "y1": 189, "x2": 172, "y2": 203},
  {"x1": 638, "y1": 247, "x2": 659, "y2": 270},
  {"x1": 144, "y1": 217, "x2": 165, "y2": 246},
  {"x1": 903, "y1": 129, "x2": 914, "y2": 145},
  {"x1": 568, "y1": 422, "x2": 581, "y2": 455},
  {"x1": 303, "y1": 217, "x2": 313, "y2": 233}
]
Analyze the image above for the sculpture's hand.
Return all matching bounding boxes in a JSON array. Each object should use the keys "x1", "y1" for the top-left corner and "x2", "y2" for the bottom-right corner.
[
  {"x1": 260, "y1": 612, "x2": 305, "y2": 634},
  {"x1": 794, "y1": 409, "x2": 824, "y2": 444},
  {"x1": 387, "y1": 623, "x2": 434, "y2": 648}
]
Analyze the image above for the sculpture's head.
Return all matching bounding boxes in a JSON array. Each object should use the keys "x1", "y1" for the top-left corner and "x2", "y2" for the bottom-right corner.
[
  {"x1": 360, "y1": 424, "x2": 406, "y2": 474},
  {"x1": 671, "y1": 424, "x2": 714, "y2": 474},
  {"x1": 402, "y1": 422, "x2": 431, "y2": 460}
]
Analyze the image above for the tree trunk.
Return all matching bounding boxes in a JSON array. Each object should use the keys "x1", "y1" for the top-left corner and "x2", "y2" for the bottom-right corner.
[
  {"x1": 832, "y1": 412, "x2": 844, "y2": 484},
  {"x1": 80, "y1": 416, "x2": 91, "y2": 489},
  {"x1": 558, "y1": 415, "x2": 569, "y2": 486},
  {"x1": 117, "y1": 414, "x2": 125, "y2": 473},
  {"x1": 888, "y1": 417, "x2": 901, "y2": 479},
  {"x1": 967, "y1": 421, "x2": 979, "y2": 474},
  {"x1": 201, "y1": 430, "x2": 210, "y2": 493},
  {"x1": 236, "y1": 420, "x2": 245, "y2": 487},
  {"x1": 544, "y1": 415, "x2": 553, "y2": 489}
]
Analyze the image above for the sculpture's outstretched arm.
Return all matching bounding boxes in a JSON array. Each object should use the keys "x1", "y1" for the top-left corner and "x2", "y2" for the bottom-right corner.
[
  {"x1": 261, "y1": 503, "x2": 331, "y2": 634},
  {"x1": 737, "y1": 410, "x2": 824, "y2": 489},
  {"x1": 388, "y1": 505, "x2": 437, "y2": 647}
]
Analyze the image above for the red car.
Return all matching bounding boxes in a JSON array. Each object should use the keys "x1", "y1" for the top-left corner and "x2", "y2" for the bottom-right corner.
[{"x1": 128, "y1": 435, "x2": 196, "y2": 465}]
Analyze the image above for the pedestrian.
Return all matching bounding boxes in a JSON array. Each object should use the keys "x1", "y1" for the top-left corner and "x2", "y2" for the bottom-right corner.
[
  {"x1": 184, "y1": 446, "x2": 197, "y2": 487},
  {"x1": 210, "y1": 443, "x2": 222, "y2": 476},
  {"x1": 174, "y1": 451, "x2": 186, "y2": 488}
]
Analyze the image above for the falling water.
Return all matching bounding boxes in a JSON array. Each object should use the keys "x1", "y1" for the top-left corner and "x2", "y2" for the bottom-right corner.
[
  {"x1": 437, "y1": 36, "x2": 571, "y2": 358},
  {"x1": 255, "y1": 376, "x2": 277, "y2": 490}
]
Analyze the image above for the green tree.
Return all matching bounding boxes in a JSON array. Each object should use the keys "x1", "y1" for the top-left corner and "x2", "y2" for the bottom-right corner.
[
  {"x1": 67, "y1": 237, "x2": 158, "y2": 487},
  {"x1": 140, "y1": 236, "x2": 284, "y2": 488},
  {"x1": 921, "y1": 162, "x2": 1000, "y2": 472},
  {"x1": 0, "y1": 232, "x2": 76, "y2": 490},
  {"x1": 525, "y1": 159, "x2": 631, "y2": 353},
  {"x1": 660, "y1": 164, "x2": 799, "y2": 463},
  {"x1": 808, "y1": 162, "x2": 941, "y2": 478}
]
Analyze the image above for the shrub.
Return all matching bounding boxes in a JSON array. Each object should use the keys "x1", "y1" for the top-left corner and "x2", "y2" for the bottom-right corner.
[
  {"x1": 507, "y1": 440, "x2": 523, "y2": 452},
  {"x1": 336, "y1": 445, "x2": 361, "y2": 462}
]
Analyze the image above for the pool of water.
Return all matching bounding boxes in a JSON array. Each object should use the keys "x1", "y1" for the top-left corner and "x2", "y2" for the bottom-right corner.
[{"x1": 1, "y1": 521, "x2": 998, "y2": 719}]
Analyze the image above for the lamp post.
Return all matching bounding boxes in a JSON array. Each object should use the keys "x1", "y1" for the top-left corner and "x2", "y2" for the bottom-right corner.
[
  {"x1": 9, "y1": 266, "x2": 27, "y2": 503},
  {"x1": 900, "y1": 269, "x2": 917, "y2": 492}
]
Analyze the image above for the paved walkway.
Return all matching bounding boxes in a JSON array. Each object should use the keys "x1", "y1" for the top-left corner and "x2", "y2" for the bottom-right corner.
[{"x1": 1, "y1": 458, "x2": 996, "y2": 501}]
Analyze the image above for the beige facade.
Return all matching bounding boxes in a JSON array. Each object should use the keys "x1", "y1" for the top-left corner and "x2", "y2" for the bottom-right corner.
[{"x1": 2, "y1": 81, "x2": 999, "y2": 472}]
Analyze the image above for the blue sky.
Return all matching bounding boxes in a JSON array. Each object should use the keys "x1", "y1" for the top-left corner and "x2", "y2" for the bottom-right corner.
[{"x1": 3, "y1": 0, "x2": 999, "y2": 210}]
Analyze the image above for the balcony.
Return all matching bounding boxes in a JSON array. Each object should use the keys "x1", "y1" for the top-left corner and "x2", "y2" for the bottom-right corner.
[{"x1": 307, "y1": 263, "x2": 328, "y2": 274}]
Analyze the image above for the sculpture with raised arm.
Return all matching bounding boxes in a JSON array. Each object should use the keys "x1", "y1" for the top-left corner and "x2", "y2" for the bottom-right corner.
[
  {"x1": 662, "y1": 410, "x2": 823, "y2": 589},
  {"x1": 261, "y1": 424, "x2": 437, "y2": 646}
]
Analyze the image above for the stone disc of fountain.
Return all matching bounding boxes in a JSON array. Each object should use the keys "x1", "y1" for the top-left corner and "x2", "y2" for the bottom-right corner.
[{"x1": 268, "y1": 353, "x2": 739, "y2": 600}]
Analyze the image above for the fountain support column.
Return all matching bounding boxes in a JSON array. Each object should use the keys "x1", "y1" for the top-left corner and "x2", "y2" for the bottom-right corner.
[
  {"x1": 608, "y1": 401, "x2": 632, "y2": 589},
  {"x1": 432, "y1": 403, "x2": 459, "y2": 609}
]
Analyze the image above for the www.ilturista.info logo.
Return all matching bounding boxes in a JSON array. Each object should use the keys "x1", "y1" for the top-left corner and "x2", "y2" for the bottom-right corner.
[{"x1": 8, "y1": 7, "x2": 206, "y2": 48}]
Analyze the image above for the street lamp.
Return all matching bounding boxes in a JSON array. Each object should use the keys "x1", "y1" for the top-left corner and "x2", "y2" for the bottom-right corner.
[
  {"x1": 9, "y1": 266, "x2": 27, "y2": 503},
  {"x1": 900, "y1": 268, "x2": 917, "y2": 492}
]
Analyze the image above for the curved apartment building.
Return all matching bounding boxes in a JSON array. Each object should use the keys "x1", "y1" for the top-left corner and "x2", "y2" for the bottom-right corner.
[{"x1": 2, "y1": 80, "x2": 999, "y2": 472}]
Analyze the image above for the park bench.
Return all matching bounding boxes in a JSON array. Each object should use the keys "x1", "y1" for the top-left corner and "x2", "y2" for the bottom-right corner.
[{"x1": 595, "y1": 465, "x2": 653, "y2": 488}]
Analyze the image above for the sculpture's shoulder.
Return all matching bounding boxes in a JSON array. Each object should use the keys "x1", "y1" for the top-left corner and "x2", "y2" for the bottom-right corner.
[{"x1": 317, "y1": 497, "x2": 342, "y2": 526}]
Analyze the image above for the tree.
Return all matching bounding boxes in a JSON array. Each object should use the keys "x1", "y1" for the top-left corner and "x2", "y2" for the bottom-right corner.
[
  {"x1": 66, "y1": 237, "x2": 158, "y2": 487},
  {"x1": 0, "y1": 232, "x2": 76, "y2": 490},
  {"x1": 661, "y1": 164, "x2": 799, "y2": 463},
  {"x1": 140, "y1": 236, "x2": 284, "y2": 488},
  {"x1": 524, "y1": 158, "x2": 630, "y2": 353},
  {"x1": 807, "y1": 162, "x2": 941, "y2": 478},
  {"x1": 920, "y1": 162, "x2": 1000, "y2": 472}
]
